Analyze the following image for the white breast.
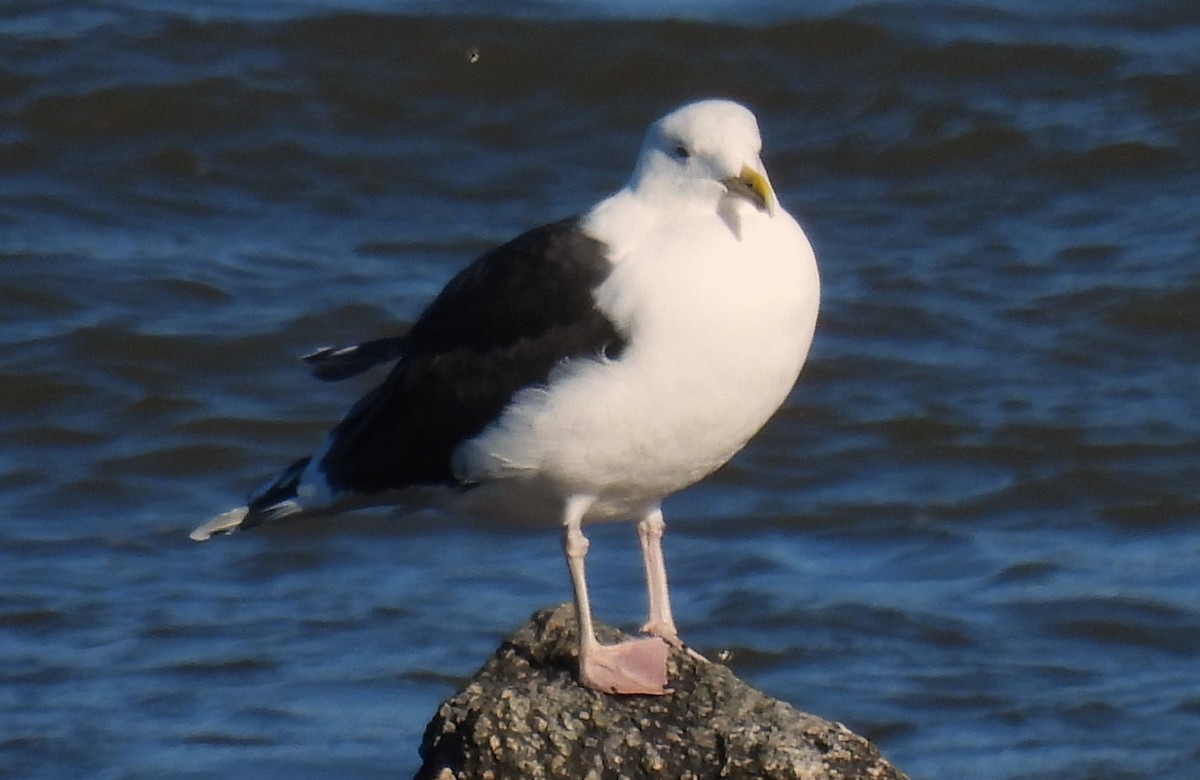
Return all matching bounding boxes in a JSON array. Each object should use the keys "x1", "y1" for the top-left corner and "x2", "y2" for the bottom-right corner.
[{"x1": 454, "y1": 193, "x2": 820, "y2": 521}]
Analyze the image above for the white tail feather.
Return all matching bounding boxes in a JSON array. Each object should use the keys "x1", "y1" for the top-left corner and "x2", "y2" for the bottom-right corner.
[{"x1": 189, "y1": 507, "x2": 249, "y2": 542}]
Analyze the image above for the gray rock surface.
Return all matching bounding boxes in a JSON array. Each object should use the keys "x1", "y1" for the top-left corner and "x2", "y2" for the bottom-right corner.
[{"x1": 416, "y1": 604, "x2": 909, "y2": 780}]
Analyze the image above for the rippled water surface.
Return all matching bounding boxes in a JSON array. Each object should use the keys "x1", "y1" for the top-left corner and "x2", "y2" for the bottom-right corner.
[{"x1": 2, "y1": 1, "x2": 1198, "y2": 778}]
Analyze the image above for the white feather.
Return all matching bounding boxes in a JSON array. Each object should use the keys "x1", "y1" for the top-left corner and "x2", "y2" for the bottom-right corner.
[
  {"x1": 453, "y1": 100, "x2": 820, "y2": 523},
  {"x1": 189, "y1": 506, "x2": 249, "y2": 541}
]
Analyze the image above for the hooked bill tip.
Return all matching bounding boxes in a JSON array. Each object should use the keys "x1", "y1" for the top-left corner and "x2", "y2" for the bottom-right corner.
[{"x1": 723, "y1": 165, "x2": 774, "y2": 215}]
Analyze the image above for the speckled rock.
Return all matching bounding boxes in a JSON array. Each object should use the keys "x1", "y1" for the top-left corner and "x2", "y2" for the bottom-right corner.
[{"x1": 415, "y1": 604, "x2": 909, "y2": 780}]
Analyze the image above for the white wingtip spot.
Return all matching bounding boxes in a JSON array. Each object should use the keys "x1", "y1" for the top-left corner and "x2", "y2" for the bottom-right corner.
[{"x1": 189, "y1": 507, "x2": 249, "y2": 542}]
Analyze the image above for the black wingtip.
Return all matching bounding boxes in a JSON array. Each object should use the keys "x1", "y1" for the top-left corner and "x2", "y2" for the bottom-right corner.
[{"x1": 301, "y1": 336, "x2": 408, "y2": 381}]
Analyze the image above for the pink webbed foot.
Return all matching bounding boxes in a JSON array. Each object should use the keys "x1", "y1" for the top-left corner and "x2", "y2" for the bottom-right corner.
[
  {"x1": 578, "y1": 636, "x2": 671, "y2": 695},
  {"x1": 640, "y1": 620, "x2": 708, "y2": 663},
  {"x1": 640, "y1": 619, "x2": 681, "y2": 646}
]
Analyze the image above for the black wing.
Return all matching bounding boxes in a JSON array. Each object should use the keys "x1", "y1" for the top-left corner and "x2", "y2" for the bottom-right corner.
[{"x1": 314, "y1": 217, "x2": 627, "y2": 495}]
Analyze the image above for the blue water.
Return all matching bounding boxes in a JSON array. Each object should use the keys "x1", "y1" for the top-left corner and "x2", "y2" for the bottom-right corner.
[{"x1": 2, "y1": 1, "x2": 1198, "y2": 777}]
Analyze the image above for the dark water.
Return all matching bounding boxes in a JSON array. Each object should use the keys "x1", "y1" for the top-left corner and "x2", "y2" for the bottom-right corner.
[{"x1": 2, "y1": 1, "x2": 1198, "y2": 777}]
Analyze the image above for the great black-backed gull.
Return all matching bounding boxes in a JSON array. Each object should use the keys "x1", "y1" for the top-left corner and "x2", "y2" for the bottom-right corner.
[{"x1": 191, "y1": 98, "x2": 820, "y2": 695}]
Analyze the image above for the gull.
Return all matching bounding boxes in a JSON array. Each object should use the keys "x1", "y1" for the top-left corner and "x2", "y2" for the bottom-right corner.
[{"x1": 191, "y1": 99, "x2": 820, "y2": 695}]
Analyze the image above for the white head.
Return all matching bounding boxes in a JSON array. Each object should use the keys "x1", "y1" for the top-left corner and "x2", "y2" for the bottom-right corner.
[{"x1": 628, "y1": 99, "x2": 777, "y2": 219}]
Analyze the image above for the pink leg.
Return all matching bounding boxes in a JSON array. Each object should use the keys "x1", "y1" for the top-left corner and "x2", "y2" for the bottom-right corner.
[
  {"x1": 637, "y1": 507, "x2": 707, "y2": 661},
  {"x1": 562, "y1": 496, "x2": 670, "y2": 696},
  {"x1": 637, "y1": 507, "x2": 679, "y2": 643}
]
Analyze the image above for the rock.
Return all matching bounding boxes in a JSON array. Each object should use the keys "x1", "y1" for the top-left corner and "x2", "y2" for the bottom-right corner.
[{"x1": 415, "y1": 604, "x2": 909, "y2": 780}]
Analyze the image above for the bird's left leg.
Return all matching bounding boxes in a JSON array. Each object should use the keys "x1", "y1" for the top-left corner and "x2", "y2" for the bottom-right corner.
[
  {"x1": 637, "y1": 506, "x2": 706, "y2": 661},
  {"x1": 636, "y1": 506, "x2": 679, "y2": 643}
]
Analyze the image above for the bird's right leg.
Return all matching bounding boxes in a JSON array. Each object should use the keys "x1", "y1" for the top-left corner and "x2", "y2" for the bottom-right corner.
[{"x1": 562, "y1": 495, "x2": 670, "y2": 696}]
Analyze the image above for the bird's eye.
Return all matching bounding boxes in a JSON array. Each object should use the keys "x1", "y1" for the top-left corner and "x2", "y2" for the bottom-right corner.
[{"x1": 673, "y1": 144, "x2": 690, "y2": 160}]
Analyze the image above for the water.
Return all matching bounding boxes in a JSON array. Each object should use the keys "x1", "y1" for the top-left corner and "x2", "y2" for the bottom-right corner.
[{"x1": 2, "y1": 1, "x2": 1198, "y2": 777}]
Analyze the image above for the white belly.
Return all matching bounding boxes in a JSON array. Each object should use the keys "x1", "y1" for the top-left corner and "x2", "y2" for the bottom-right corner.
[{"x1": 453, "y1": 204, "x2": 819, "y2": 522}]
